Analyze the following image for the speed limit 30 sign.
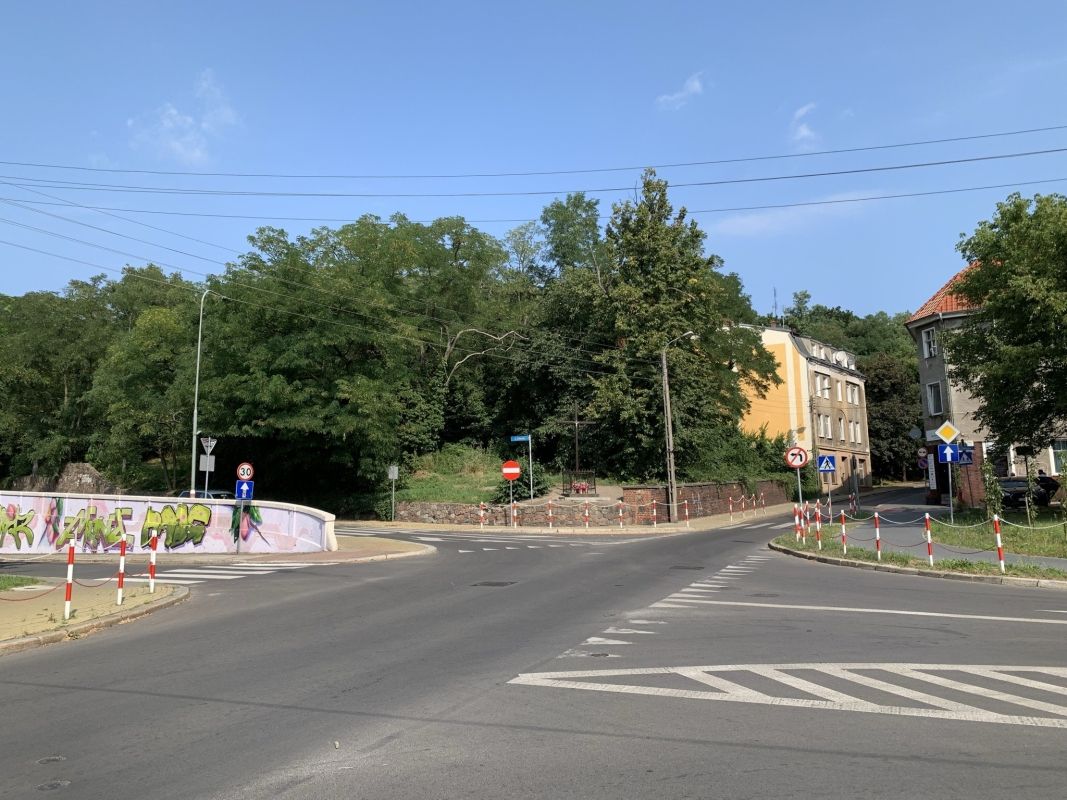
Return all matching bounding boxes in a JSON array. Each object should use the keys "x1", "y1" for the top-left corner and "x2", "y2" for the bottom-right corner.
[
  {"x1": 236, "y1": 462, "x2": 254, "y2": 481},
  {"x1": 784, "y1": 446, "x2": 809, "y2": 468}
]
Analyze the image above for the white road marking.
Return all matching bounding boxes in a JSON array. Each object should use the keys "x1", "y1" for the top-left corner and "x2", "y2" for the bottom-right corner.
[
  {"x1": 665, "y1": 596, "x2": 722, "y2": 604},
  {"x1": 748, "y1": 523, "x2": 775, "y2": 529},
  {"x1": 771, "y1": 522, "x2": 795, "y2": 529},
  {"x1": 548, "y1": 545, "x2": 564, "y2": 548},
  {"x1": 682, "y1": 600, "x2": 1067, "y2": 625},
  {"x1": 627, "y1": 619, "x2": 667, "y2": 625},
  {"x1": 678, "y1": 588, "x2": 720, "y2": 594},
  {"x1": 650, "y1": 602, "x2": 690, "y2": 608},
  {"x1": 457, "y1": 550, "x2": 474, "y2": 553},
  {"x1": 123, "y1": 577, "x2": 202, "y2": 585},
  {"x1": 509, "y1": 663, "x2": 1067, "y2": 728},
  {"x1": 526, "y1": 545, "x2": 542, "y2": 549},
  {"x1": 415, "y1": 536, "x2": 445, "y2": 542},
  {"x1": 154, "y1": 572, "x2": 244, "y2": 580},
  {"x1": 505, "y1": 547, "x2": 519, "y2": 550},
  {"x1": 482, "y1": 548, "x2": 499, "y2": 551},
  {"x1": 582, "y1": 637, "x2": 631, "y2": 645},
  {"x1": 1038, "y1": 610, "x2": 1067, "y2": 614},
  {"x1": 603, "y1": 627, "x2": 658, "y2": 635}
]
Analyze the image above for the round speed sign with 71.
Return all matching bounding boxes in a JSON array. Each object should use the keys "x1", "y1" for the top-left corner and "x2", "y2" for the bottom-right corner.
[{"x1": 784, "y1": 446, "x2": 809, "y2": 469}]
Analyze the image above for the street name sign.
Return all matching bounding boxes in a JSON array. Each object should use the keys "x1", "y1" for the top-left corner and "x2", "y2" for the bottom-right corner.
[{"x1": 510, "y1": 434, "x2": 530, "y2": 443}]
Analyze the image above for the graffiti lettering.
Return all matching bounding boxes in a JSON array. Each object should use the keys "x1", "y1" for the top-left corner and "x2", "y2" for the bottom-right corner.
[
  {"x1": 57, "y1": 506, "x2": 133, "y2": 551},
  {"x1": 141, "y1": 503, "x2": 211, "y2": 549},
  {"x1": 1, "y1": 504, "x2": 35, "y2": 550}
]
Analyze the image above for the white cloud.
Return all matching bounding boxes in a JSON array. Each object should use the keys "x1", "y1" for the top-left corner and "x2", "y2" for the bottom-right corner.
[
  {"x1": 708, "y1": 190, "x2": 874, "y2": 237},
  {"x1": 656, "y1": 72, "x2": 704, "y2": 110},
  {"x1": 789, "y1": 102, "x2": 819, "y2": 149},
  {"x1": 128, "y1": 69, "x2": 239, "y2": 165}
]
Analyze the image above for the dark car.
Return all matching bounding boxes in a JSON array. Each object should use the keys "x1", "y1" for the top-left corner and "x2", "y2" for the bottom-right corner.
[
  {"x1": 1036, "y1": 475, "x2": 1061, "y2": 500},
  {"x1": 998, "y1": 478, "x2": 1052, "y2": 508},
  {"x1": 177, "y1": 489, "x2": 236, "y2": 500}
]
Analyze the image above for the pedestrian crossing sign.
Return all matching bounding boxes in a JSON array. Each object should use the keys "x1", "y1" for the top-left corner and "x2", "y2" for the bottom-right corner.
[{"x1": 817, "y1": 455, "x2": 837, "y2": 472}]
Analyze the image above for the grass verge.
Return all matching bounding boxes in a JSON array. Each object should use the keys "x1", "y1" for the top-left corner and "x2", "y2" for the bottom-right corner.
[
  {"x1": 772, "y1": 535, "x2": 1067, "y2": 581},
  {"x1": 0, "y1": 575, "x2": 38, "y2": 591},
  {"x1": 929, "y1": 508, "x2": 1067, "y2": 559}
]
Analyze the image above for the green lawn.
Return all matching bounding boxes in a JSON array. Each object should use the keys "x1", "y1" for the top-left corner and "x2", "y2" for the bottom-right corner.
[
  {"x1": 0, "y1": 575, "x2": 38, "y2": 591},
  {"x1": 394, "y1": 444, "x2": 562, "y2": 504},
  {"x1": 773, "y1": 535, "x2": 1067, "y2": 580},
  {"x1": 930, "y1": 508, "x2": 1067, "y2": 559}
]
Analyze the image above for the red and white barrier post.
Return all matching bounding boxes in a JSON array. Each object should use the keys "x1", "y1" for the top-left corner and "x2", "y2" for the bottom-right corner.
[
  {"x1": 683, "y1": 499, "x2": 690, "y2": 528},
  {"x1": 547, "y1": 500, "x2": 553, "y2": 529},
  {"x1": 479, "y1": 502, "x2": 486, "y2": 528},
  {"x1": 924, "y1": 512, "x2": 934, "y2": 567},
  {"x1": 148, "y1": 529, "x2": 158, "y2": 593},
  {"x1": 874, "y1": 511, "x2": 882, "y2": 561},
  {"x1": 815, "y1": 505, "x2": 823, "y2": 550},
  {"x1": 741, "y1": 495, "x2": 747, "y2": 517},
  {"x1": 652, "y1": 502, "x2": 657, "y2": 528},
  {"x1": 760, "y1": 492, "x2": 766, "y2": 515},
  {"x1": 63, "y1": 538, "x2": 75, "y2": 620},
  {"x1": 116, "y1": 537, "x2": 127, "y2": 605},
  {"x1": 511, "y1": 500, "x2": 518, "y2": 528},
  {"x1": 583, "y1": 501, "x2": 590, "y2": 529},
  {"x1": 794, "y1": 503, "x2": 801, "y2": 542},
  {"x1": 617, "y1": 500, "x2": 624, "y2": 528},
  {"x1": 840, "y1": 511, "x2": 847, "y2": 555},
  {"x1": 994, "y1": 514, "x2": 1005, "y2": 574},
  {"x1": 729, "y1": 496, "x2": 734, "y2": 522}
]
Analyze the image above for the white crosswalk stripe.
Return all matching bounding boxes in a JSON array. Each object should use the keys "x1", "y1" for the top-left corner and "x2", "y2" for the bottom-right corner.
[
  {"x1": 509, "y1": 663, "x2": 1067, "y2": 728},
  {"x1": 125, "y1": 561, "x2": 327, "y2": 585}
]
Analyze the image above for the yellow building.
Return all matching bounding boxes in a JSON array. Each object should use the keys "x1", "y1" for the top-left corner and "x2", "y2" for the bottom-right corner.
[{"x1": 741, "y1": 326, "x2": 872, "y2": 491}]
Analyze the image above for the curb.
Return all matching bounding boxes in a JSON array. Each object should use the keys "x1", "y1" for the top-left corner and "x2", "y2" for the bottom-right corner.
[
  {"x1": 0, "y1": 585, "x2": 190, "y2": 656},
  {"x1": 330, "y1": 543, "x2": 437, "y2": 563},
  {"x1": 768, "y1": 542, "x2": 1067, "y2": 591}
]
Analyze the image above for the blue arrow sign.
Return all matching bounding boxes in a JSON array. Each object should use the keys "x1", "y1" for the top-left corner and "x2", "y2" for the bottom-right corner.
[
  {"x1": 817, "y1": 455, "x2": 837, "y2": 473},
  {"x1": 235, "y1": 480, "x2": 255, "y2": 500},
  {"x1": 510, "y1": 434, "x2": 530, "y2": 442},
  {"x1": 937, "y1": 444, "x2": 960, "y2": 463}
]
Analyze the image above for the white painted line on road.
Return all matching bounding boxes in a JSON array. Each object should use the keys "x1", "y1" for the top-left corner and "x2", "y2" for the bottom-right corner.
[
  {"x1": 679, "y1": 588, "x2": 720, "y2": 594},
  {"x1": 505, "y1": 547, "x2": 519, "y2": 550},
  {"x1": 526, "y1": 545, "x2": 542, "y2": 549},
  {"x1": 457, "y1": 550, "x2": 474, "y2": 553},
  {"x1": 482, "y1": 548, "x2": 499, "y2": 551},
  {"x1": 569, "y1": 544, "x2": 585, "y2": 547},
  {"x1": 1038, "y1": 610, "x2": 1067, "y2": 614},
  {"x1": 748, "y1": 523, "x2": 775, "y2": 529},
  {"x1": 416, "y1": 536, "x2": 445, "y2": 542},
  {"x1": 183, "y1": 566, "x2": 279, "y2": 573},
  {"x1": 154, "y1": 572, "x2": 244, "y2": 580},
  {"x1": 548, "y1": 545, "x2": 565, "y2": 548},
  {"x1": 771, "y1": 522, "x2": 795, "y2": 529},
  {"x1": 665, "y1": 596, "x2": 722, "y2": 604},
  {"x1": 603, "y1": 627, "x2": 658, "y2": 635},
  {"x1": 124, "y1": 577, "x2": 202, "y2": 585},
  {"x1": 508, "y1": 663, "x2": 1067, "y2": 728},
  {"x1": 627, "y1": 619, "x2": 667, "y2": 625},
  {"x1": 583, "y1": 637, "x2": 631, "y2": 645},
  {"x1": 684, "y1": 600, "x2": 1067, "y2": 625},
  {"x1": 650, "y1": 602, "x2": 690, "y2": 608}
]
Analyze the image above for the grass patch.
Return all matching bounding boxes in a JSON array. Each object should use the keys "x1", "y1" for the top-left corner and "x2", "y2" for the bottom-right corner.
[
  {"x1": 929, "y1": 507, "x2": 1067, "y2": 559},
  {"x1": 0, "y1": 575, "x2": 38, "y2": 591},
  {"x1": 395, "y1": 444, "x2": 562, "y2": 504},
  {"x1": 772, "y1": 535, "x2": 1067, "y2": 581}
]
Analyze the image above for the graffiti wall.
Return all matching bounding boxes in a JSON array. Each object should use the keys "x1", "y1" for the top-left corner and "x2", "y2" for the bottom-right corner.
[{"x1": 0, "y1": 492, "x2": 336, "y2": 554}]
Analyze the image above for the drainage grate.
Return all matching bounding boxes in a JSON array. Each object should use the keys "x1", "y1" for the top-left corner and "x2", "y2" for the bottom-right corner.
[
  {"x1": 471, "y1": 581, "x2": 516, "y2": 587},
  {"x1": 670, "y1": 565, "x2": 704, "y2": 570}
]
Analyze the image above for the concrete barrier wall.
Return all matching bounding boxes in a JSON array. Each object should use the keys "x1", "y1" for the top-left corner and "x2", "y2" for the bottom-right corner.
[{"x1": 0, "y1": 491, "x2": 336, "y2": 554}]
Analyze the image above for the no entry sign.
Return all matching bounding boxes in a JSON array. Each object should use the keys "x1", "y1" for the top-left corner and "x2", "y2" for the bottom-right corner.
[{"x1": 502, "y1": 460, "x2": 521, "y2": 481}]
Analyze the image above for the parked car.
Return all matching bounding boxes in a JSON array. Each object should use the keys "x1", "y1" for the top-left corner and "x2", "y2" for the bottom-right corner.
[
  {"x1": 998, "y1": 478, "x2": 1052, "y2": 508},
  {"x1": 1036, "y1": 475, "x2": 1061, "y2": 500},
  {"x1": 177, "y1": 489, "x2": 236, "y2": 500}
]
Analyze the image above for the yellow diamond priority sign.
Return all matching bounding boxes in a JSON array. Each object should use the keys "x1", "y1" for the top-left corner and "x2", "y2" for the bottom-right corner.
[{"x1": 935, "y1": 421, "x2": 960, "y2": 444}]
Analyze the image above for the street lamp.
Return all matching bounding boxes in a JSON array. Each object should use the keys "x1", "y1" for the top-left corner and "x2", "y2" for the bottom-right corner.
[
  {"x1": 190, "y1": 289, "x2": 218, "y2": 496},
  {"x1": 661, "y1": 331, "x2": 698, "y2": 522}
]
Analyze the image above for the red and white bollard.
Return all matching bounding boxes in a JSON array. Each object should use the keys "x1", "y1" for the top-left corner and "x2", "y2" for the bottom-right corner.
[
  {"x1": 617, "y1": 500, "x2": 624, "y2": 528},
  {"x1": 148, "y1": 529, "x2": 158, "y2": 593},
  {"x1": 583, "y1": 501, "x2": 590, "y2": 529},
  {"x1": 479, "y1": 502, "x2": 486, "y2": 528},
  {"x1": 63, "y1": 538, "x2": 75, "y2": 620},
  {"x1": 994, "y1": 514, "x2": 1005, "y2": 574},
  {"x1": 547, "y1": 500, "x2": 554, "y2": 529},
  {"x1": 924, "y1": 512, "x2": 934, "y2": 567},
  {"x1": 840, "y1": 511, "x2": 847, "y2": 555},
  {"x1": 874, "y1": 511, "x2": 882, "y2": 561},
  {"x1": 116, "y1": 537, "x2": 127, "y2": 605},
  {"x1": 741, "y1": 495, "x2": 747, "y2": 517},
  {"x1": 815, "y1": 506, "x2": 823, "y2": 550},
  {"x1": 683, "y1": 499, "x2": 690, "y2": 528},
  {"x1": 802, "y1": 501, "x2": 810, "y2": 541},
  {"x1": 652, "y1": 502, "x2": 657, "y2": 528},
  {"x1": 760, "y1": 492, "x2": 766, "y2": 514},
  {"x1": 729, "y1": 496, "x2": 734, "y2": 522},
  {"x1": 794, "y1": 503, "x2": 801, "y2": 542},
  {"x1": 512, "y1": 501, "x2": 519, "y2": 528}
]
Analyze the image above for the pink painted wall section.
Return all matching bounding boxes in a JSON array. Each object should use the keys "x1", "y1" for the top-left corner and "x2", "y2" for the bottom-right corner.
[{"x1": 0, "y1": 491, "x2": 336, "y2": 554}]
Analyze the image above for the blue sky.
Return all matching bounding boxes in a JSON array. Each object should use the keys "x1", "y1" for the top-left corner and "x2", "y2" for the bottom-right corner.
[{"x1": 1, "y1": 1, "x2": 1065, "y2": 316}]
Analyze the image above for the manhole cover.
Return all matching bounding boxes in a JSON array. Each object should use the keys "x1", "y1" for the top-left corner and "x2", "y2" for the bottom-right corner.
[
  {"x1": 670, "y1": 565, "x2": 704, "y2": 570},
  {"x1": 471, "y1": 581, "x2": 516, "y2": 587},
  {"x1": 36, "y1": 757, "x2": 65, "y2": 765}
]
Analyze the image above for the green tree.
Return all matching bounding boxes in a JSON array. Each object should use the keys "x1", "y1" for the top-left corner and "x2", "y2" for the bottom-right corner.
[
  {"x1": 946, "y1": 192, "x2": 1067, "y2": 448},
  {"x1": 861, "y1": 352, "x2": 921, "y2": 480}
]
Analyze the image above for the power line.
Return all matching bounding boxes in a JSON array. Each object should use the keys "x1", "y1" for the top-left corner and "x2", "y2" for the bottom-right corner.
[
  {"x1": 4, "y1": 123, "x2": 1066, "y2": 179},
  {"x1": 2, "y1": 146, "x2": 1065, "y2": 198},
  {"x1": 2, "y1": 175, "x2": 1063, "y2": 226}
]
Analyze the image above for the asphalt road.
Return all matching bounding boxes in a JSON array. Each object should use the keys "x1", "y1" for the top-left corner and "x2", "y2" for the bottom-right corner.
[{"x1": 2, "y1": 517, "x2": 1066, "y2": 799}]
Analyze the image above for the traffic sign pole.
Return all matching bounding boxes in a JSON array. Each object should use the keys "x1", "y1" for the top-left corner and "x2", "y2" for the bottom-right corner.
[{"x1": 528, "y1": 435, "x2": 533, "y2": 501}]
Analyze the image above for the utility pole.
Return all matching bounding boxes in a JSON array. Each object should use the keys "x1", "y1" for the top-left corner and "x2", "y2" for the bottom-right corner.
[{"x1": 661, "y1": 331, "x2": 696, "y2": 523}]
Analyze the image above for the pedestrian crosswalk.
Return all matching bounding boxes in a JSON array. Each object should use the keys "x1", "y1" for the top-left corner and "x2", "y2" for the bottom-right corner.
[
  {"x1": 123, "y1": 561, "x2": 337, "y2": 586},
  {"x1": 652, "y1": 554, "x2": 772, "y2": 609}
]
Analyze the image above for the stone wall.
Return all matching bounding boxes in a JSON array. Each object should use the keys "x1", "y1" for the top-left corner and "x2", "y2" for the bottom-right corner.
[
  {"x1": 11, "y1": 463, "x2": 118, "y2": 495},
  {"x1": 394, "y1": 478, "x2": 788, "y2": 527}
]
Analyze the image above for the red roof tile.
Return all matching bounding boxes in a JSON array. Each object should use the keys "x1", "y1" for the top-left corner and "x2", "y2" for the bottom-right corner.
[{"x1": 906, "y1": 264, "x2": 978, "y2": 324}]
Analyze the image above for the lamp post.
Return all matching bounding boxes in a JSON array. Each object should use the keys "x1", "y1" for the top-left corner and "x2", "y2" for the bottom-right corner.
[
  {"x1": 661, "y1": 331, "x2": 697, "y2": 522},
  {"x1": 190, "y1": 289, "x2": 216, "y2": 496}
]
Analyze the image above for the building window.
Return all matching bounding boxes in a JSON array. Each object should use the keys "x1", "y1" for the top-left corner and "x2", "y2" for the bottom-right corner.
[
  {"x1": 926, "y1": 381, "x2": 944, "y2": 415},
  {"x1": 846, "y1": 382, "x2": 861, "y2": 405},
  {"x1": 816, "y1": 413, "x2": 832, "y2": 439},
  {"x1": 1053, "y1": 440, "x2": 1067, "y2": 475},
  {"x1": 836, "y1": 380, "x2": 842, "y2": 401},
  {"x1": 922, "y1": 327, "x2": 938, "y2": 359},
  {"x1": 814, "y1": 372, "x2": 831, "y2": 399},
  {"x1": 853, "y1": 421, "x2": 862, "y2": 445},
  {"x1": 838, "y1": 417, "x2": 846, "y2": 441}
]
